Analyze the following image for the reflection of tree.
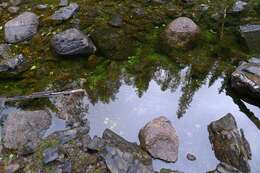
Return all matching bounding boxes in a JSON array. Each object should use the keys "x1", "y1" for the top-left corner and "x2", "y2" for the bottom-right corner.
[
  {"x1": 177, "y1": 67, "x2": 209, "y2": 118},
  {"x1": 84, "y1": 62, "x2": 122, "y2": 104}
]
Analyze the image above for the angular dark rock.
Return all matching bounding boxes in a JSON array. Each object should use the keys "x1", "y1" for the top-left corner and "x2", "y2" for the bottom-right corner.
[
  {"x1": 51, "y1": 28, "x2": 96, "y2": 56},
  {"x1": 50, "y1": 3, "x2": 79, "y2": 21},
  {"x1": 208, "y1": 114, "x2": 251, "y2": 173},
  {"x1": 139, "y1": 116, "x2": 179, "y2": 163},
  {"x1": 231, "y1": 58, "x2": 260, "y2": 102},
  {"x1": 240, "y1": 24, "x2": 260, "y2": 53},
  {"x1": 4, "y1": 12, "x2": 39, "y2": 43},
  {"x1": 43, "y1": 147, "x2": 59, "y2": 164},
  {"x1": 101, "y1": 129, "x2": 154, "y2": 173},
  {"x1": 3, "y1": 110, "x2": 52, "y2": 154}
]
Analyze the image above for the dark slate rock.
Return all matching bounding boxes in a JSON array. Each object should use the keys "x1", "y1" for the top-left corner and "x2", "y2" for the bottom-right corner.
[
  {"x1": 231, "y1": 58, "x2": 260, "y2": 102},
  {"x1": 50, "y1": 3, "x2": 79, "y2": 21},
  {"x1": 240, "y1": 24, "x2": 260, "y2": 53},
  {"x1": 43, "y1": 147, "x2": 59, "y2": 164},
  {"x1": 208, "y1": 162, "x2": 242, "y2": 173},
  {"x1": 139, "y1": 116, "x2": 179, "y2": 163},
  {"x1": 3, "y1": 110, "x2": 52, "y2": 154},
  {"x1": 101, "y1": 129, "x2": 154, "y2": 173},
  {"x1": 51, "y1": 28, "x2": 96, "y2": 56},
  {"x1": 108, "y1": 15, "x2": 123, "y2": 28},
  {"x1": 208, "y1": 114, "x2": 251, "y2": 173},
  {"x1": 4, "y1": 12, "x2": 39, "y2": 43}
]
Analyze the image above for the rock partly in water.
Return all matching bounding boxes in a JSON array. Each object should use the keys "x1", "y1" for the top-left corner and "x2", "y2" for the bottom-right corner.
[
  {"x1": 3, "y1": 110, "x2": 52, "y2": 154},
  {"x1": 186, "y1": 153, "x2": 196, "y2": 161},
  {"x1": 50, "y1": 3, "x2": 79, "y2": 21},
  {"x1": 4, "y1": 12, "x2": 39, "y2": 43},
  {"x1": 139, "y1": 116, "x2": 179, "y2": 163},
  {"x1": 101, "y1": 129, "x2": 154, "y2": 173},
  {"x1": 231, "y1": 58, "x2": 260, "y2": 102},
  {"x1": 51, "y1": 28, "x2": 96, "y2": 56},
  {"x1": 160, "y1": 169, "x2": 184, "y2": 173},
  {"x1": 208, "y1": 114, "x2": 251, "y2": 173},
  {"x1": 165, "y1": 17, "x2": 200, "y2": 49},
  {"x1": 208, "y1": 162, "x2": 242, "y2": 173},
  {"x1": 240, "y1": 24, "x2": 260, "y2": 53}
]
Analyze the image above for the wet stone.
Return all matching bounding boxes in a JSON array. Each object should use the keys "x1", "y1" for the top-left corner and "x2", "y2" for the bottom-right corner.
[
  {"x1": 139, "y1": 116, "x2": 179, "y2": 163},
  {"x1": 240, "y1": 24, "x2": 260, "y2": 53},
  {"x1": 43, "y1": 147, "x2": 59, "y2": 164},
  {"x1": 208, "y1": 114, "x2": 251, "y2": 173},
  {"x1": 4, "y1": 12, "x2": 39, "y2": 43},
  {"x1": 50, "y1": 3, "x2": 79, "y2": 21},
  {"x1": 101, "y1": 129, "x2": 154, "y2": 173},
  {"x1": 231, "y1": 57, "x2": 260, "y2": 102},
  {"x1": 186, "y1": 153, "x2": 196, "y2": 161}
]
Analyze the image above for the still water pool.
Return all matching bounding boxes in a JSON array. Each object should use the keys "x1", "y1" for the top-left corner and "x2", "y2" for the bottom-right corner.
[{"x1": 86, "y1": 72, "x2": 260, "y2": 173}]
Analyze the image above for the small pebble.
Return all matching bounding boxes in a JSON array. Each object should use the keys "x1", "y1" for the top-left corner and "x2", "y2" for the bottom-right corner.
[{"x1": 187, "y1": 153, "x2": 196, "y2": 161}]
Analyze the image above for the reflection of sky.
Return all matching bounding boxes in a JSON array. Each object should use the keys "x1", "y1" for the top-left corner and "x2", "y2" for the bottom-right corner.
[{"x1": 87, "y1": 78, "x2": 260, "y2": 173}]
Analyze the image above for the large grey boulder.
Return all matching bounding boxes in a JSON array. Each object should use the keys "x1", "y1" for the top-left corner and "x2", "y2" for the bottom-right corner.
[
  {"x1": 208, "y1": 114, "x2": 251, "y2": 173},
  {"x1": 50, "y1": 3, "x2": 79, "y2": 21},
  {"x1": 3, "y1": 110, "x2": 52, "y2": 154},
  {"x1": 138, "y1": 116, "x2": 179, "y2": 163},
  {"x1": 51, "y1": 28, "x2": 96, "y2": 56},
  {"x1": 165, "y1": 17, "x2": 200, "y2": 49},
  {"x1": 240, "y1": 24, "x2": 260, "y2": 53},
  {"x1": 4, "y1": 12, "x2": 39, "y2": 43},
  {"x1": 231, "y1": 58, "x2": 260, "y2": 102},
  {"x1": 101, "y1": 129, "x2": 154, "y2": 173}
]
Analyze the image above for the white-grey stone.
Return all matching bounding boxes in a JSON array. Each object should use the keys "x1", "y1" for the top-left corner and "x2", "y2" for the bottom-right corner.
[{"x1": 4, "y1": 12, "x2": 39, "y2": 43}]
